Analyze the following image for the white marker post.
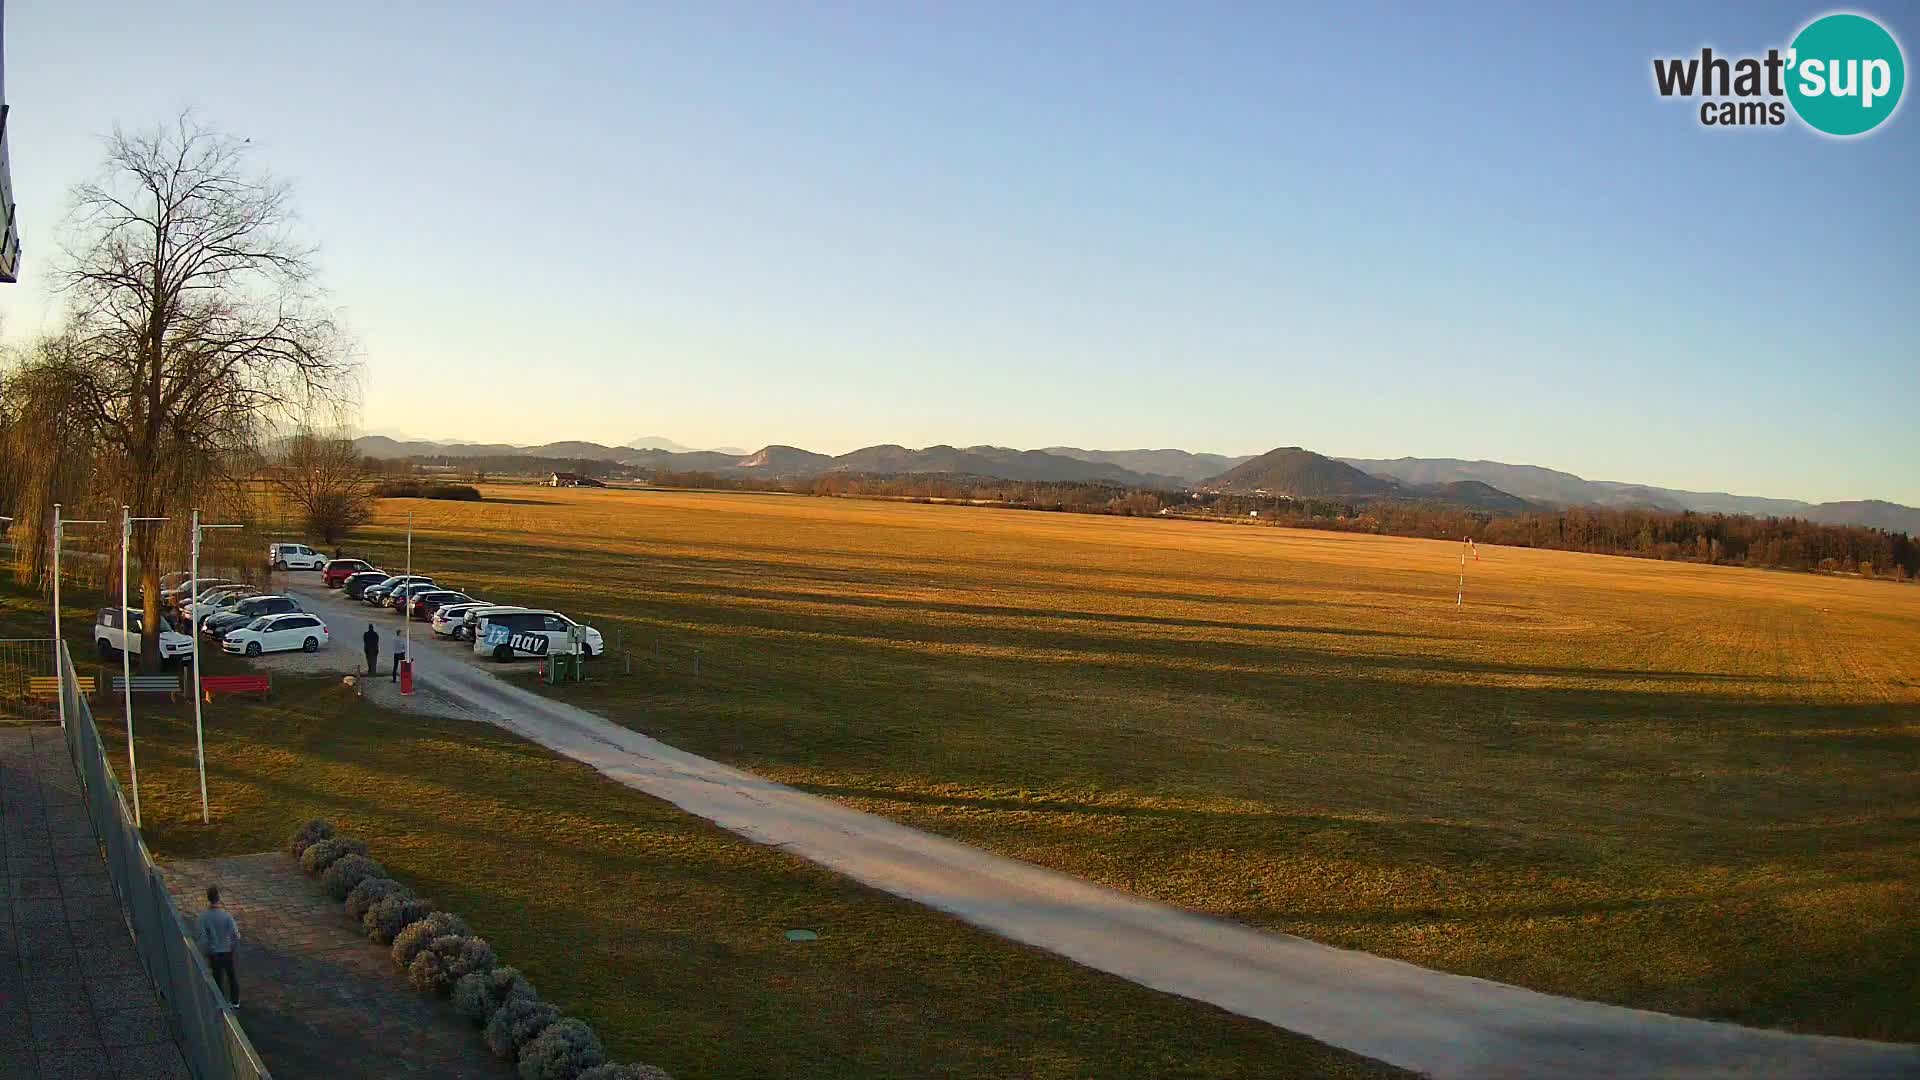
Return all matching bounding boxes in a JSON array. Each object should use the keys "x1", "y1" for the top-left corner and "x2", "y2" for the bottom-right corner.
[
  {"x1": 51, "y1": 506, "x2": 109, "y2": 730},
  {"x1": 189, "y1": 510, "x2": 244, "y2": 824},
  {"x1": 121, "y1": 506, "x2": 170, "y2": 827}
]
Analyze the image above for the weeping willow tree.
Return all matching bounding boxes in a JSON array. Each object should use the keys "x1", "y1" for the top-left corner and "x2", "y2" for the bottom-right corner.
[{"x1": 4, "y1": 113, "x2": 353, "y2": 670}]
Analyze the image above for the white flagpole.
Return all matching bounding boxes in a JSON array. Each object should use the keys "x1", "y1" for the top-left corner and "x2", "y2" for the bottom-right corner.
[
  {"x1": 190, "y1": 512, "x2": 244, "y2": 824},
  {"x1": 120, "y1": 507, "x2": 171, "y2": 827}
]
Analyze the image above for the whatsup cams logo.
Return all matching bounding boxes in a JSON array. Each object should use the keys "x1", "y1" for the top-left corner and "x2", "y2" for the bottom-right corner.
[{"x1": 1653, "y1": 12, "x2": 1905, "y2": 135}]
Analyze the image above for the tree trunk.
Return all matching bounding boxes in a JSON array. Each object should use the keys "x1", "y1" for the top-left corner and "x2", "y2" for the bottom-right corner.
[{"x1": 136, "y1": 525, "x2": 163, "y2": 674}]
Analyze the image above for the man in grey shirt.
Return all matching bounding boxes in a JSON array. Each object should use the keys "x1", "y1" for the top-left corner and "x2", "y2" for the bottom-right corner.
[{"x1": 198, "y1": 885, "x2": 240, "y2": 1006}]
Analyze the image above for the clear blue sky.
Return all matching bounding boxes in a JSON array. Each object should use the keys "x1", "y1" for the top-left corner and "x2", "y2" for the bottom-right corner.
[{"x1": 3, "y1": 2, "x2": 1915, "y2": 504}]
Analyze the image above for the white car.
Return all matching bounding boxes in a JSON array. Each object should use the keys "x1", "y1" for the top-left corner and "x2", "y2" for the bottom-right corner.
[
  {"x1": 182, "y1": 585, "x2": 260, "y2": 627},
  {"x1": 268, "y1": 542, "x2": 327, "y2": 570},
  {"x1": 431, "y1": 602, "x2": 492, "y2": 639},
  {"x1": 163, "y1": 577, "x2": 234, "y2": 609},
  {"x1": 473, "y1": 609, "x2": 603, "y2": 662},
  {"x1": 94, "y1": 608, "x2": 195, "y2": 663},
  {"x1": 222, "y1": 613, "x2": 330, "y2": 656}
]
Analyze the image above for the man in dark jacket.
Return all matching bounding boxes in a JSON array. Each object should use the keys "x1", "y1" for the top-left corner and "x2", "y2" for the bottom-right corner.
[{"x1": 362, "y1": 624, "x2": 380, "y2": 676}]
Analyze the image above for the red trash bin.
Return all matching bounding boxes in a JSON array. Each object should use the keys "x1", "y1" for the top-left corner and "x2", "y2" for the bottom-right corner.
[{"x1": 399, "y1": 658, "x2": 414, "y2": 696}]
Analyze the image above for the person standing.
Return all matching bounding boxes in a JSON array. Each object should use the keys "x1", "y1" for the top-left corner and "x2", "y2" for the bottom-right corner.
[
  {"x1": 198, "y1": 885, "x2": 241, "y2": 1007},
  {"x1": 362, "y1": 623, "x2": 380, "y2": 676}
]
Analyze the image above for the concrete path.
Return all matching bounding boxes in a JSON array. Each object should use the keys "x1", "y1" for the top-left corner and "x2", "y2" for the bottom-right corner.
[
  {"x1": 160, "y1": 853, "x2": 513, "y2": 1080},
  {"x1": 288, "y1": 582, "x2": 1920, "y2": 1079},
  {"x1": 0, "y1": 727, "x2": 191, "y2": 1080}
]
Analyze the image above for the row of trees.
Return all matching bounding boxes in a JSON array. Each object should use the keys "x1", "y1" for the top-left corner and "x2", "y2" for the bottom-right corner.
[{"x1": 0, "y1": 116, "x2": 363, "y2": 669}]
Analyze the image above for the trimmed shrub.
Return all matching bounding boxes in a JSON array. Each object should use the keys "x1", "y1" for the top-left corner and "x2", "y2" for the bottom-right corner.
[
  {"x1": 454, "y1": 966, "x2": 535, "y2": 1027},
  {"x1": 288, "y1": 819, "x2": 335, "y2": 858},
  {"x1": 345, "y1": 877, "x2": 409, "y2": 921},
  {"x1": 578, "y1": 1066, "x2": 673, "y2": 1080},
  {"x1": 517, "y1": 1018, "x2": 605, "y2": 1080},
  {"x1": 392, "y1": 911, "x2": 471, "y2": 967},
  {"x1": 299, "y1": 836, "x2": 369, "y2": 876},
  {"x1": 484, "y1": 996, "x2": 559, "y2": 1061},
  {"x1": 408, "y1": 934, "x2": 497, "y2": 996},
  {"x1": 321, "y1": 854, "x2": 386, "y2": 901},
  {"x1": 364, "y1": 894, "x2": 434, "y2": 946}
]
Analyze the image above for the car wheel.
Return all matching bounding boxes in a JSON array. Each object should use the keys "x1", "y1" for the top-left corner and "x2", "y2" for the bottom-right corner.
[
  {"x1": 493, "y1": 644, "x2": 513, "y2": 662},
  {"x1": 303, "y1": 637, "x2": 320, "y2": 653},
  {"x1": 97, "y1": 638, "x2": 113, "y2": 658},
  {"x1": 579, "y1": 642, "x2": 594, "y2": 660},
  {"x1": 245, "y1": 641, "x2": 261, "y2": 657},
  {"x1": 275, "y1": 560, "x2": 288, "y2": 571}
]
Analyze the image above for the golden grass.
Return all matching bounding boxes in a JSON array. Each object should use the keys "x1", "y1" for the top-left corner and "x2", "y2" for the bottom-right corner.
[
  {"x1": 0, "y1": 586, "x2": 1405, "y2": 1080},
  {"x1": 339, "y1": 485, "x2": 1920, "y2": 1041}
]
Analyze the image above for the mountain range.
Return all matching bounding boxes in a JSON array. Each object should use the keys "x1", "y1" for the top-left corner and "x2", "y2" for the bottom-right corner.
[{"x1": 353, "y1": 435, "x2": 1920, "y2": 534}]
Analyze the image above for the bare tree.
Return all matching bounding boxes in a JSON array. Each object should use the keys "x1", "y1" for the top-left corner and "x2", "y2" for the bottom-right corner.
[
  {"x1": 14, "y1": 113, "x2": 353, "y2": 669},
  {"x1": 270, "y1": 431, "x2": 374, "y2": 544}
]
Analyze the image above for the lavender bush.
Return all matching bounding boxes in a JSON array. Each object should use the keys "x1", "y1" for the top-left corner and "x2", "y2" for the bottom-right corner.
[
  {"x1": 516, "y1": 1018, "x2": 606, "y2": 1080},
  {"x1": 454, "y1": 966, "x2": 534, "y2": 1026},
  {"x1": 484, "y1": 996, "x2": 559, "y2": 1061}
]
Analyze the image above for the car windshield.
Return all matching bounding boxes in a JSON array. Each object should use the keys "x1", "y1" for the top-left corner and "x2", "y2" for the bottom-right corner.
[{"x1": 246, "y1": 617, "x2": 272, "y2": 630}]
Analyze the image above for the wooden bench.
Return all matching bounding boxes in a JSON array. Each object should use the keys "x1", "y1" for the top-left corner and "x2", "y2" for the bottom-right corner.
[
  {"x1": 27, "y1": 675, "x2": 95, "y2": 699},
  {"x1": 110, "y1": 675, "x2": 185, "y2": 701},
  {"x1": 201, "y1": 674, "x2": 271, "y2": 702}
]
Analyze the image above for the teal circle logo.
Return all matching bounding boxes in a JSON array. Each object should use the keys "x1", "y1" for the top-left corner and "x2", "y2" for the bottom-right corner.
[{"x1": 1786, "y1": 13, "x2": 1905, "y2": 136}]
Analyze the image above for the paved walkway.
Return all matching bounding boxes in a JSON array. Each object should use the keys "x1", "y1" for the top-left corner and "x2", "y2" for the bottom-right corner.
[
  {"x1": 0, "y1": 727, "x2": 190, "y2": 1080},
  {"x1": 290, "y1": 579, "x2": 1920, "y2": 1079},
  {"x1": 160, "y1": 853, "x2": 513, "y2": 1080}
]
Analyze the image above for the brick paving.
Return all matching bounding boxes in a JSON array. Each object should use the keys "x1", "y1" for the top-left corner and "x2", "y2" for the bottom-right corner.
[
  {"x1": 161, "y1": 853, "x2": 515, "y2": 1080},
  {"x1": 0, "y1": 727, "x2": 190, "y2": 1080}
]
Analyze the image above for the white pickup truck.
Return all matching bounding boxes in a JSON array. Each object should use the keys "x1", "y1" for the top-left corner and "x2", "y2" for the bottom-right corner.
[{"x1": 94, "y1": 607, "x2": 195, "y2": 663}]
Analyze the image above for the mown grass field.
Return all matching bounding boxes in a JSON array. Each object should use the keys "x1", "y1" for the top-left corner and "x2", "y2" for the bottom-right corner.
[
  {"x1": 339, "y1": 484, "x2": 1919, "y2": 1042},
  {"x1": 0, "y1": 584, "x2": 1405, "y2": 1080}
]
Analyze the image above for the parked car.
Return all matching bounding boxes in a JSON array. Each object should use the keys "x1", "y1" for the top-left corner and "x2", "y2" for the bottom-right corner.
[
  {"x1": 94, "y1": 607, "x2": 194, "y2": 663},
  {"x1": 268, "y1": 542, "x2": 328, "y2": 571},
  {"x1": 364, "y1": 575, "x2": 434, "y2": 606},
  {"x1": 322, "y1": 559, "x2": 379, "y2": 588},
  {"x1": 407, "y1": 590, "x2": 472, "y2": 621},
  {"x1": 182, "y1": 585, "x2": 260, "y2": 627},
  {"x1": 431, "y1": 602, "x2": 493, "y2": 639},
  {"x1": 462, "y1": 606, "x2": 528, "y2": 643},
  {"x1": 204, "y1": 595, "x2": 304, "y2": 639},
  {"x1": 342, "y1": 571, "x2": 390, "y2": 599},
  {"x1": 473, "y1": 609, "x2": 602, "y2": 662},
  {"x1": 222, "y1": 613, "x2": 330, "y2": 656},
  {"x1": 386, "y1": 581, "x2": 443, "y2": 612},
  {"x1": 163, "y1": 577, "x2": 235, "y2": 609}
]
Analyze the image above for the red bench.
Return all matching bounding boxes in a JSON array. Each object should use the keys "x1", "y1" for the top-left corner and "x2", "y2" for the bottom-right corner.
[{"x1": 201, "y1": 674, "x2": 271, "y2": 702}]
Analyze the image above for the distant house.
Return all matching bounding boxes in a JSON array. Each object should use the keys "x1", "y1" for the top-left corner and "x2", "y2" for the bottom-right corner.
[{"x1": 549, "y1": 472, "x2": 605, "y2": 488}]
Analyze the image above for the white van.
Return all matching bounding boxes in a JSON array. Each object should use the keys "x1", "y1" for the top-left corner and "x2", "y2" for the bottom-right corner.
[
  {"x1": 473, "y1": 609, "x2": 603, "y2": 662},
  {"x1": 268, "y1": 542, "x2": 327, "y2": 570}
]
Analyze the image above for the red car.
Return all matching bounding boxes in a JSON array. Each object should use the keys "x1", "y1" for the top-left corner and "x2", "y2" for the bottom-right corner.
[{"x1": 322, "y1": 559, "x2": 379, "y2": 588}]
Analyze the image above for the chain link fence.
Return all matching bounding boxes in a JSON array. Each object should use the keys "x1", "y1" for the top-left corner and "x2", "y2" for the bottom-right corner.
[
  {"x1": 0, "y1": 638, "x2": 59, "y2": 724},
  {"x1": 54, "y1": 639, "x2": 272, "y2": 1080}
]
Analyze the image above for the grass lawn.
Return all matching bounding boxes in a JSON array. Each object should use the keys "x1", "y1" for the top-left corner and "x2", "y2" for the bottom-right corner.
[
  {"x1": 0, "y1": 585, "x2": 1405, "y2": 1079},
  {"x1": 331, "y1": 486, "x2": 1918, "y2": 1042}
]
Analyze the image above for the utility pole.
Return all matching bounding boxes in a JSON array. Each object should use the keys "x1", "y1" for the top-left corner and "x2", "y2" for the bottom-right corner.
[
  {"x1": 121, "y1": 506, "x2": 170, "y2": 827},
  {"x1": 51, "y1": 506, "x2": 109, "y2": 731},
  {"x1": 189, "y1": 510, "x2": 244, "y2": 824},
  {"x1": 402, "y1": 509, "x2": 414, "y2": 695}
]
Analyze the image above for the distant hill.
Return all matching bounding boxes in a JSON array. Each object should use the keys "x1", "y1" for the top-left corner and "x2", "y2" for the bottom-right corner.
[
  {"x1": 1207, "y1": 448, "x2": 1401, "y2": 498},
  {"x1": 625, "y1": 434, "x2": 750, "y2": 456},
  {"x1": 1415, "y1": 480, "x2": 1535, "y2": 512},
  {"x1": 1343, "y1": 455, "x2": 1916, "y2": 531},
  {"x1": 829, "y1": 444, "x2": 1182, "y2": 486},
  {"x1": 1043, "y1": 447, "x2": 1254, "y2": 484},
  {"x1": 739, "y1": 445, "x2": 835, "y2": 475},
  {"x1": 350, "y1": 434, "x2": 1916, "y2": 532},
  {"x1": 1798, "y1": 500, "x2": 1920, "y2": 535}
]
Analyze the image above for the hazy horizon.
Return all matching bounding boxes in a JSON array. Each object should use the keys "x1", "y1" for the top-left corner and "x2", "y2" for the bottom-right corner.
[{"x1": 2, "y1": 2, "x2": 1914, "y2": 504}]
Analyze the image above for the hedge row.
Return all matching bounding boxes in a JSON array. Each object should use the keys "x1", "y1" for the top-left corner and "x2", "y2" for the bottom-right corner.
[{"x1": 291, "y1": 820, "x2": 671, "y2": 1080}]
